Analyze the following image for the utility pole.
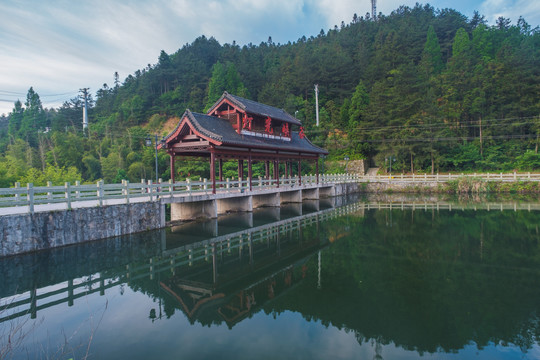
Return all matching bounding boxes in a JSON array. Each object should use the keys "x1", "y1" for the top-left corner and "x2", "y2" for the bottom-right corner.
[
  {"x1": 371, "y1": 0, "x2": 377, "y2": 20},
  {"x1": 79, "y1": 88, "x2": 89, "y2": 131},
  {"x1": 314, "y1": 84, "x2": 319, "y2": 127}
]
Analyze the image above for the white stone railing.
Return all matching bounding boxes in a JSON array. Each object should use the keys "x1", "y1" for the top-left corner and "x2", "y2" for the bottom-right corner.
[
  {"x1": 1, "y1": 172, "x2": 537, "y2": 215},
  {"x1": 0, "y1": 174, "x2": 357, "y2": 214}
]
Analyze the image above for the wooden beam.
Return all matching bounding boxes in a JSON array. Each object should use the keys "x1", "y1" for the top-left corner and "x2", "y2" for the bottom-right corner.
[{"x1": 173, "y1": 141, "x2": 210, "y2": 148}]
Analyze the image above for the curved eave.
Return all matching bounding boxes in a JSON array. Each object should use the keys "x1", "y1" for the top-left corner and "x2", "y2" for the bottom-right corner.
[{"x1": 158, "y1": 110, "x2": 223, "y2": 150}]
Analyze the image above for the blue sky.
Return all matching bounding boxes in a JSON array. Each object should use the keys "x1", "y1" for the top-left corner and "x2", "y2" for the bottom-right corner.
[{"x1": 0, "y1": 0, "x2": 539, "y2": 116}]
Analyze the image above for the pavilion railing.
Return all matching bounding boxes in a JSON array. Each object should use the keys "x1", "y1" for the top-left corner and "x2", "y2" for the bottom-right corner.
[{"x1": 0, "y1": 172, "x2": 538, "y2": 214}]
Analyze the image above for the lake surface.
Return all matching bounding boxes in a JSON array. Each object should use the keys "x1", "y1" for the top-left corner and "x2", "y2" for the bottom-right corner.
[{"x1": 1, "y1": 195, "x2": 540, "y2": 359}]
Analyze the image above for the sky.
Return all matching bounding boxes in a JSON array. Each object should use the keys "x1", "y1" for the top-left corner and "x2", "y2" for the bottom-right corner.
[{"x1": 0, "y1": 0, "x2": 539, "y2": 116}]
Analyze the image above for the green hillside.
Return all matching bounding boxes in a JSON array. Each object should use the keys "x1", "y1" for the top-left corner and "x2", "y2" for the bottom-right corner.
[{"x1": 1, "y1": 4, "x2": 539, "y2": 186}]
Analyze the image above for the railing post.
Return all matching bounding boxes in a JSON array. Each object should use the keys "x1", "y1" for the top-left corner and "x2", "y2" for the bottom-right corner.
[
  {"x1": 500, "y1": 172, "x2": 503, "y2": 180},
  {"x1": 47, "y1": 181, "x2": 53, "y2": 202},
  {"x1": 412, "y1": 173, "x2": 415, "y2": 182},
  {"x1": 148, "y1": 180, "x2": 153, "y2": 201},
  {"x1": 124, "y1": 180, "x2": 130, "y2": 204},
  {"x1": 203, "y1": 178, "x2": 208, "y2": 191},
  {"x1": 187, "y1": 178, "x2": 191, "y2": 194},
  {"x1": 168, "y1": 179, "x2": 173, "y2": 197},
  {"x1": 226, "y1": 178, "x2": 230, "y2": 189},
  {"x1": 258, "y1": 176, "x2": 262, "y2": 188},
  {"x1": 141, "y1": 179, "x2": 145, "y2": 195},
  {"x1": 65, "y1": 182, "x2": 72, "y2": 210},
  {"x1": 528, "y1": 172, "x2": 531, "y2": 179},
  {"x1": 27, "y1": 183, "x2": 34, "y2": 214},
  {"x1": 97, "y1": 180, "x2": 104, "y2": 206},
  {"x1": 436, "y1": 173, "x2": 439, "y2": 182},
  {"x1": 514, "y1": 171, "x2": 517, "y2": 181},
  {"x1": 14, "y1": 182, "x2": 20, "y2": 206},
  {"x1": 75, "y1": 181, "x2": 81, "y2": 199}
]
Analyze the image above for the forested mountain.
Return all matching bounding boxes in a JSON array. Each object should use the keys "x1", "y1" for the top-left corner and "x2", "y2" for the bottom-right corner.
[{"x1": 1, "y1": 4, "x2": 539, "y2": 186}]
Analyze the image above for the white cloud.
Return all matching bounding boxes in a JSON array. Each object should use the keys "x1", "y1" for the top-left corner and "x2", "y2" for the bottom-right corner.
[
  {"x1": 314, "y1": 0, "x2": 369, "y2": 27},
  {"x1": 479, "y1": 0, "x2": 540, "y2": 25}
]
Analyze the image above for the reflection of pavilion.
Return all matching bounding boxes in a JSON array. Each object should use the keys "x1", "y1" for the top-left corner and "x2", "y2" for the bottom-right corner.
[{"x1": 160, "y1": 215, "x2": 319, "y2": 328}]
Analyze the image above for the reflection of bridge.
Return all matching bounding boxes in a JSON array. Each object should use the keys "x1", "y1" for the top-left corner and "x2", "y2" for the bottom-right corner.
[
  {"x1": 0, "y1": 199, "x2": 363, "y2": 324},
  {"x1": 4, "y1": 198, "x2": 536, "y2": 324}
]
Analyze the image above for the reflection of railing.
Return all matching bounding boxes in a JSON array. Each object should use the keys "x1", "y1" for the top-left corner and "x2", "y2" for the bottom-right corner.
[
  {"x1": 0, "y1": 201, "x2": 363, "y2": 324},
  {"x1": 363, "y1": 201, "x2": 540, "y2": 212},
  {"x1": 0, "y1": 174, "x2": 358, "y2": 214}
]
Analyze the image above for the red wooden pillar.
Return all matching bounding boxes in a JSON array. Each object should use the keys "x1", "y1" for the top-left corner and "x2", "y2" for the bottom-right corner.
[
  {"x1": 276, "y1": 159, "x2": 280, "y2": 188},
  {"x1": 316, "y1": 158, "x2": 319, "y2": 184},
  {"x1": 298, "y1": 160, "x2": 302, "y2": 185},
  {"x1": 219, "y1": 159, "x2": 223, "y2": 182},
  {"x1": 210, "y1": 151, "x2": 216, "y2": 194},
  {"x1": 289, "y1": 162, "x2": 293, "y2": 178},
  {"x1": 238, "y1": 160, "x2": 244, "y2": 182},
  {"x1": 248, "y1": 153, "x2": 253, "y2": 191},
  {"x1": 170, "y1": 153, "x2": 175, "y2": 183}
]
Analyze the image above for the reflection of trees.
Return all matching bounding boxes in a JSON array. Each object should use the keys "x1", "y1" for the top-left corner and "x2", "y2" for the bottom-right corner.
[
  {"x1": 56, "y1": 204, "x2": 538, "y2": 355},
  {"x1": 268, "y1": 209, "x2": 540, "y2": 354}
]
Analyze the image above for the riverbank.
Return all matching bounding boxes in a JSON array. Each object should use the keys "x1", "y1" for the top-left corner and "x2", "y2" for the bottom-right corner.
[{"x1": 359, "y1": 176, "x2": 540, "y2": 194}]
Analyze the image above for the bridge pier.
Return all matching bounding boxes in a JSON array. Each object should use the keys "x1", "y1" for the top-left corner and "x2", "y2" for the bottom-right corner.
[
  {"x1": 171, "y1": 200, "x2": 217, "y2": 221},
  {"x1": 319, "y1": 186, "x2": 335, "y2": 197},
  {"x1": 217, "y1": 196, "x2": 253, "y2": 214},
  {"x1": 253, "y1": 193, "x2": 280, "y2": 209},
  {"x1": 303, "y1": 188, "x2": 319, "y2": 200},
  {"x1": 280, "y1": 190, "x2": 302, "y2": 204}
]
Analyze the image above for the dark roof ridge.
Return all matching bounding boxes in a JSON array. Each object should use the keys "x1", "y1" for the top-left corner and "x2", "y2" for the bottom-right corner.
[{"x1": 207, "y1": 92, "x2": 301, "y2": 126}]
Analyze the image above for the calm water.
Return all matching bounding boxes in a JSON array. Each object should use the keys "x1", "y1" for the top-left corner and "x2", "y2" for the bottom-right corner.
[{"x1": 1, "y1": 195, "x2": 540, "y2": 359}]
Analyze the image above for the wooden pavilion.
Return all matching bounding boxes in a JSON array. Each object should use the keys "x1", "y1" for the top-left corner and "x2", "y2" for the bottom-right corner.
[{"x1": 160, "y1": 92, "x2": 328, "y2": 194}]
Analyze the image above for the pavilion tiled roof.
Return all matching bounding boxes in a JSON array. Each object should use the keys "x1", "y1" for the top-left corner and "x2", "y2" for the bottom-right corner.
[
  {"x1": 207, "y1": 92, "x2": 302, "y2": 126},
  {"x1": 181, "y1": 110, "x2": 327, "y2": 155}
]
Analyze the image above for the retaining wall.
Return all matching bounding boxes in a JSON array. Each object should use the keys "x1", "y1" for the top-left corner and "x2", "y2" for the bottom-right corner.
[
  {"x1": 361, "y1": 181, "x2": 440, "y2": 193},
  {"x1": 0, "y1": 202, "x2": 164, "y2": 257}
]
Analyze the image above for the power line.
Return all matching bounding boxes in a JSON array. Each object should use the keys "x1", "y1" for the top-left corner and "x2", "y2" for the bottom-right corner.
[
  {"x1": 304, "y1": 116, "x2": 540, "y2": 135},
  {"x1": 331, "y1": 133, "x2": 538, "y2": 143}
]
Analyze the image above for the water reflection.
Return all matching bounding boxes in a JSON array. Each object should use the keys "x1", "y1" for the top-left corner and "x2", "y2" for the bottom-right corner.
[{"x1": 1, "y1": 195, "x2": 540, "y2": 359}]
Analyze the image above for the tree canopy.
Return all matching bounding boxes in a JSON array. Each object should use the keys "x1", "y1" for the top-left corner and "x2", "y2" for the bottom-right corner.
[{"x1": 1, "y1": 4, "x2": 539, "y2": 185}]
